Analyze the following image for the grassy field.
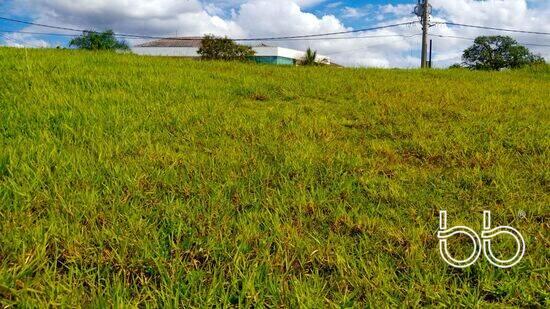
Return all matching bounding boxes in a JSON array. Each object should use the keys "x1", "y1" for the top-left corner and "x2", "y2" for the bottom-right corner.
[{"x1": 0, "y1": 47, "x2": 548, "y2": 307}]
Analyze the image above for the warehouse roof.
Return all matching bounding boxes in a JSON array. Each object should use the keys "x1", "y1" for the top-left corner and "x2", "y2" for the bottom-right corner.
[
  {"x1": 135, "y1": 37, "x2": 274, "y2": 48},
  {"x1": 136, "y1": 37, "x2": 203, "y2": 48}
]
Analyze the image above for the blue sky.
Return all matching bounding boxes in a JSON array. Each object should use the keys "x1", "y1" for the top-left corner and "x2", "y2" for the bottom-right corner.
[
  {"x1": 1, "y1": 0, "x2": 414, "y2": 32},
  {"x1": 313, "y1": 0, "x2": 413, "y2": 27},
  {"x1": 0, "y1": 0, "x2": 418, "y2": 51},
  {"x1": 1, "y1": 0, "x2": 548, "y2": 67}
]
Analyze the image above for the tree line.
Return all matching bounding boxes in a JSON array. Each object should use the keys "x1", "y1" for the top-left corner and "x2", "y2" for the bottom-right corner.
[{"x1": 69, "y1": 30, "x2": 545, "y2": 70}]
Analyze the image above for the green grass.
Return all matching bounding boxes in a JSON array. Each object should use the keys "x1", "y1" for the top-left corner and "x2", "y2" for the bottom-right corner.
[{"x1": 0, "y1": 47, "x2": 548, "y2": 307}]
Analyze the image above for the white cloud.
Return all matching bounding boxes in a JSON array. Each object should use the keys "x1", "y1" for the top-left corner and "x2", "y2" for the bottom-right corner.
[
  {"x1": 1, "y1": 32, "x2": 50, "y2": 48},
  {"x1": 229, "y1": 0, "x2": 419, "y2": 67},
  {"x1": 428, "y1": 0, "x2": 550, "y2": 66},
  {"x1": 204, "y1": 3, "x2": 225, "y2": 17},
  {"x1": 5, "y1": 0, "x2": 549, "y2": 67},
  {"x1": 13, "y1": 0, "x2": 245, "y2": 37},
  {"x1": 380, "y1": 4, "x2": 415, "y2": 17},
  {"x1": 235, "y1": 0, "x2": 348, "y2": 37},
  {"x1": 202, "y1": 0, "x2": 326, "y2": 10},
  {"x1": 325, "y1": 2, "x2": 343, "y2": 9},
  {"x1": 293, "y1": 0, "x2": 327, "y2": 7},
  {"x1": 342, "y1": 7, "x2": 364, "y2": 19}
]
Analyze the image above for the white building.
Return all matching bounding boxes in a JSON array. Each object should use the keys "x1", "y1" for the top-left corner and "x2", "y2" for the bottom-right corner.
[{"x1": 132, "y1": 37, "x2": 330, "y2": 65}]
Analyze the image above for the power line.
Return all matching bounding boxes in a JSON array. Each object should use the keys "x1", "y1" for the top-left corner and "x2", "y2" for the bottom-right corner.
[
  {"x1": 0, "y1": 16, "x2": 85, "y2": 33},
  {"x1": 0, "y1": 30, "x2": 79, "y2": 38},
  {"x1": 0, "y1": 16, "x2": 183, "y2": 40},
  {"x1": 323, "y1": 34, "x2": 421, "y2": 55},
  {"x1": 245, "y1": 33, "x2": 421, "y2": 42},
  {"x1": 0, "y1": 29, "x2": 422, "y2": 42},
  {"x1": 3, "y1": 13, "x2": 549, "y2": 48},
  {"x1": 0, "y1": 32, "x2": 41, "y2": 48},
  {"x1": 431, "y1": 33, "x2": 550, "y2": 47},
  {"x1": 323, "y1": 33, "x2": 418, "y2": 40},
  {"x1": 436, "y1": 22, "x2": 550, "y2": 36},
  {"x1": 236, "y1": 22, "x2": 418, "y2": 41},
  {"x1": 0, "y1": 15, "x2": 418, "y2": 41},
  {"x1": 5, "y1": 30, "x2": 548, "y2": 46},
  {"x1": 0, "y1": 30, "x2": 145, "y2": 41}
]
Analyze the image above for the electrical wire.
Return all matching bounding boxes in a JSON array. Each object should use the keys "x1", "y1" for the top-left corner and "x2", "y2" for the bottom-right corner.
[
  {"x1": 0, "y1": 32, "x2": 41, "y2": 48},
  {"x1": 3, "y1": 29, "x2": 547, "y2": 47},
  {"x1": 261, "y1": 33, "x2": 422, "y2": 42},
  {"x1": 0, "y1": 30, "x2": 79, "y2": 37},
  {"x1": 0, "y1": 29, "x2": 423, "y2": 42},
  {"x1": 324, "y1": 34, "x2": 422, "y2": 55},
  {"x1": 2, "y1": 14, "x2": 549, "y2": 49},
  {"x1": 435, "y1": 22, "x2": 550, "y2": 36},
  {"x1": 236, "y1": 22, "x2": 418, "y2": 41},
  {"x1": 431, "y1": 33, "x2": 550, "y2": 47},
  {"x1": 0, "y1": 16, "x2": 418, "y2": 41}
]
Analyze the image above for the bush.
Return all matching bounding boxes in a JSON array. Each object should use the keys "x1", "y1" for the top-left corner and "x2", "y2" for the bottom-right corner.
[
  {"x1": 449, "y1": 63, "x2": 464, "y2": 69},
  {"x1": 69, "y1": 30, "x2": 129, "y2": 51},
  {"x1": 198, "y1": 35, "x2": 255, "y2": 61}
]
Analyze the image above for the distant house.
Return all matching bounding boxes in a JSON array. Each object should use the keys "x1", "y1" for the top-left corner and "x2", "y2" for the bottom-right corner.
[{"x1": 132, "y1": 37, "x2": 330, "y2": 65}]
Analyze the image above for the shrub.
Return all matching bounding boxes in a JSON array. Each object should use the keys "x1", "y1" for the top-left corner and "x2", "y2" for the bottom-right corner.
[
  {"x1": 449, "y1": 63, "x2": 464, "y2": 69},
  {"x1": 198, "y1": 35, "x2": 255, "y2": 61},
  {"x1": 69, "y1": 30, "x2": 129, "y2": 51}
]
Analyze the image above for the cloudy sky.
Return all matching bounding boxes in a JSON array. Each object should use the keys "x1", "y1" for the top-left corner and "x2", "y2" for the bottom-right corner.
[{"x1": 0, "y1": 0, "x2": 549, "y2": 67}]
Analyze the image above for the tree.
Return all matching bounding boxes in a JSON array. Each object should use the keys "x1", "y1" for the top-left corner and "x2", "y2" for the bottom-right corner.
[
  {"x1": 301, "y1": 48, "x2": 317, "y2": 66},
  {"x1": 462, "y1": 36, "x2": 544, "y2": 70},
  {"x1": 69, "y1": 30, "x2": 129, "y2": 51},
  {"x1": 197, "y1": 35, "x2": 255, "y2": 61},
  {"x1": 449, "y1": 63, "x2": 464, "y2": 69}
]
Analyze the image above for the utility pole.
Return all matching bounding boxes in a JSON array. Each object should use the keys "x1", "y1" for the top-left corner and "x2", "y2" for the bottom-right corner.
[
  {"x1": 421, "y1": 0, "x2": 429, "y2": 68},
  {"x1": 415, "y1": 0, "x2": 431, "y2": 68},
  {"x1": 429, "y1": 39, "x2": 433, "y2": 68}
]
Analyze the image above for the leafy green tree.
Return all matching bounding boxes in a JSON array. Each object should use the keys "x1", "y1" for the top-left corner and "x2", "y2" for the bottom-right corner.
[
  {"x1": 462, "y1": 36, "x2": 544, "y2": 70},
  {"x1": 301, "y1": 48, "x2": 318, "y2": 66},
  {"x1": 69, "y1": 30, "x2": 129, "y2": 51},
  {"x1": 198, "y1": 35, "x2": 255, "y2": 61}
]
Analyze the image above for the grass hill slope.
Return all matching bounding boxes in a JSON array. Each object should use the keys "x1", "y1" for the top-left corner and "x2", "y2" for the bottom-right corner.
[{"x1": 0, "y1": 48, "x2": 548, "y2": 307}]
